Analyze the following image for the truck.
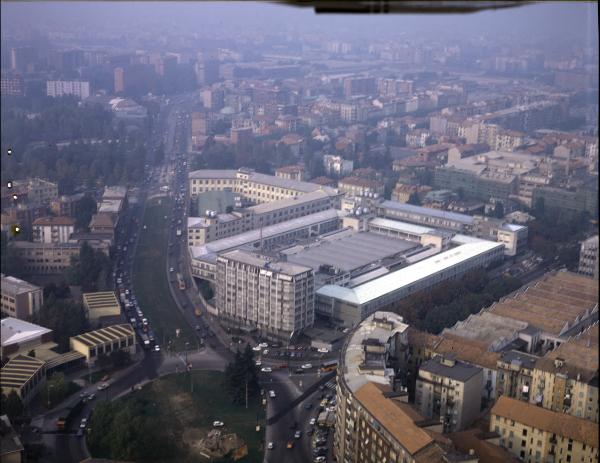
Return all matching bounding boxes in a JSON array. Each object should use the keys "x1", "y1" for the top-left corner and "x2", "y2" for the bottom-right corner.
[{"x1": 56, "y1": 398, "x2": 85, "y2": 431}]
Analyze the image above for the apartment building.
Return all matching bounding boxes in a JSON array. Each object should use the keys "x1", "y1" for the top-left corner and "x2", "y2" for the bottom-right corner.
[
  {"x1": 578, "y1": 235, "x2": 599, "y2": 279},
  {"x1": 490, "y1": 396, "x2": 598, "y2": 463},
  {"x1": 416, "y1": 354, "x2": 483, "y2": 432},
  {"x1": 13, "y1": 241, "x2": 80, "y2": 275},
  {"x1": 46, "y1": 80, "x2": 90, "y2": 99},
  {"x1": 275, "y1": 165, "x2": 307, "y2": 182},
  {"x1": 215, "y1": 250, "x2": 314, "y2": 340},
  {"x1": 0, "y1": 274, "x2": 43, "y2": 320},
  {"x1": 495, "y1": 350, "x2": 539, "y2": 404},
  {"x1": 334, "y1": 312, "x2": 450, "y2": 463},
  {"x1": 49, "y1": 193, "x2": 86, "y2": 218},
  {"x1": 10, "y1": 178, "x2": 58, "y2": 207},
  {"x1": 323, "y1": 154, "x2": 354, "y2": 178},
  {"x1": 32, "y1": 216, "x2": 75, "y2": 244}
]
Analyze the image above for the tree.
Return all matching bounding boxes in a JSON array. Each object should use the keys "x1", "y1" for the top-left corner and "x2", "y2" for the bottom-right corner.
[
  {"x1": 42, "y1": 372, "x2": 68, "y2": 408},
  {"x1": 407, "y1": 192, "x2": 421, "y2": 206},
  {"x1": 109, "y1": 350, "x2": 131, "y2": 369},
  {"x1": 1, "y1": 391, "x2": 23, "y2": 420},
  {"x1": 96, "y1": 353, "x2": 112, "y2": 371},
  {"x1": 0, "y1": 232, "x2": 26, "y2": 279},
  {"x1": 75, "y1": 194, "x2": 97, "y2": 231},
  {"x1": 35, "y1": 298, "x2": 88, "y2": 352},
  {"x1": 223, "y1": 344, "x2": 259, "y2": 406},
  {"x1": 493, "y1": 201, "x2": 505, "y2": 219}
]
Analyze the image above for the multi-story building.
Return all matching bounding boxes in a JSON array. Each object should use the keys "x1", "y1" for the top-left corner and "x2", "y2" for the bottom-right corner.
[
  {"x1": 275, "y1": 165, "x2": 307, "y2": 182},
  {"x1": 215, "y1": 250, "x2": 314, "y2": 340},
  {"x1": 343, "y1": 76, "x2": 376, "y2": 97},
  {"x1": 9, "y1": 178, "x2": 58, "y2": 207},
  {"x1": 0, "y1": 274, "x2": 44, "y2": 320},
  {"x1": 578, "y1": 235, "x2": 599, "y2": 279},
  {"x1": 187, "y1": 189, "x2": 341, "y2": 245},
  {"x1": 49, "y1": 193, "x2": 86, "y2": 218},
  {"x1": 337, "y1": 177, "x2": 385, "y2": 198},
  {"x1": 532, "y1": 183, "x2": 599, "y2": 219},
  {"x1": 323, "y1": 155, "x2": 354, "y2": 178},
  {"x1": 334, "y1": 312, "x2": 451, "y2": 463},
  {"x1": 202, "y1": 88, "x2": 225, "y2": 110},
  {"x1": 495, "y1": 350, "x2": 539, "y2": 403},
  {"x1": 46, "y1": 80, "x2": 90, "y2": 99},
  {"x1": 230, "y1": 126, "x2": 253, "y2": 146},
  {"x1": 13, "y1": 241, "x2": 80, "y2": 275},
  {"x1": 490, "y1": 396, "x2": 598, "y2": 463},
  {"x1": 0, "y1": 73, "x2": 24, "y2": 96},
  {"x1": 32, "y1": 216, "x2": 75, "y2": 244},
  {"x1": 416, "y1": 354, "x2": 483, "y2": 432}
]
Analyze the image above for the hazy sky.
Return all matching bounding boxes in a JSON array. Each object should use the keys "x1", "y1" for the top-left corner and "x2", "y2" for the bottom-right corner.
[{"x1": 1, "y1": 1, "x2": 598, "y2": 49}]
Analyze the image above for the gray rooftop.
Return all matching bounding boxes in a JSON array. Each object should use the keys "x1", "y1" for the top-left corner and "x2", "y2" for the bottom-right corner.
[
  {"x1": 379, "y1": 200, "x2": 475, "y2": 225},
  {"x1": 1, "y1": 274, "x2": 41, "y2": 296},
  {"x1": 419, "y1": 355, "x2": 482, "y2": 382},
  {"x1": 219, "y1": 249, "x2": 312, "y2": 276},
  {"x1": 499, "y1": 350, "x2": 539, "y2": 370},
  {"x1": 282, "y1": 230, "x2": 418, "y2": 273},
  {"x1": 248, "y1": 189, "x2": 339, "y2": 215}
]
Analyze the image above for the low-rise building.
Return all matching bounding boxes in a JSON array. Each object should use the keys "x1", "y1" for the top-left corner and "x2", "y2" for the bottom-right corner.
[
  {"x1": 416, "y1": 354, "x2": 483, "y2": 432},
  {"x1": 337, "y1": 177, "x2": 385, "y2": 198},
  {"x1": 1, "y1": 318, "x2": 54, "y2": 360},
  {"x1": 490, "y1": 396, "x2": 598, "y2": 463},
  {"x1": 0, "y1": 274, "x2": 43, "y2": 320},
  {"x1": 0, "y1": 354, "x2": 46, "y2": 405},
  {"x1": 83, "y1": 292, "x2": 122, "y2": 326},
  {"x1": 69, "y1": 324, "x2": 136, "y2": 366},
  {"x1": 32, "y1": 216, "x2": 75, "y2": 244},
  {"x1": 274, "y1": 164, "x2": 307, "y2": 182},
  {"x1": 49, "y1": 193, "x2": 86, "y2": 218},
  {"x1": 323, "y1": 155, "x2": 354, "y2": 178}
]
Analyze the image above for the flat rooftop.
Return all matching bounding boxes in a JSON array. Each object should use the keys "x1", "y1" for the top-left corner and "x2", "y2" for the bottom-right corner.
[
  {"x1": 82, "y1": 292, "x2": 121, "y2": 312},
  {"x1": 419, "y1": 355, "x2": 482, "y2": 382},
  {"x1": 317, "y1": 240, "x2": 503, "y2": 306},
  {"x1": 281, "y1": 230, "x2": 418, "y2": 273},
  {"x1": 248, "y1": 189, "x2": 339, "y2": 215},
  {"x1": 1, "y1": 274, "x2": 41, "y2": 296},
  {"x1": 219, "y1": 250, "x2": 312, "y2": 276},
  {"x1": 343, "y1": 311, "x2": 408, "y2": 393},
  {"x1": 378, "y1": 200, "x2": 475, "y2": 225}
]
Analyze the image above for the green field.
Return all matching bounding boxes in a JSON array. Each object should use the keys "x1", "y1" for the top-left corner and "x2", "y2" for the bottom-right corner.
[
  {"x1": 88, "y1": 370, "x2": 266, "y2": 462},
  {"x1": 132, "y1": 197, "x2": 196, "y2": 351}
]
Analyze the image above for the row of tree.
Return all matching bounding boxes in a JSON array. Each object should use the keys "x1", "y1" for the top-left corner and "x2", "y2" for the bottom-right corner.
[
  {"x1": 387, "y1": 270, "x2": 523, "y2": 334},
  {"x1": 223, "y1": 344, "x2": 260, "y2": 406},
  {"x1": 68, "y1": 242, "x2": 112, "y2": 293}
]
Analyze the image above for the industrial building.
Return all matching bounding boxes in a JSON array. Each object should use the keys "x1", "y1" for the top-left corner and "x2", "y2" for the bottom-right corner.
[
  {"x1": 70, "y1": 324, "x2": 136, "y2": 366},
  {"x1": 316, "y1": 240, "x2": 504, "y2": 327},
  {"x1": 1, "y1": 274, "x2": 43, "y2": 320},
  {"x1": 82, "y1": 292, "x2": 122, "y2": 326},
  {"x1": 215, "y1": 250, "x2": 314, "y2": 340}
]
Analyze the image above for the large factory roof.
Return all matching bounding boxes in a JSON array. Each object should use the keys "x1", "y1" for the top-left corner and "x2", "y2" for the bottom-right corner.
[
  {"x1": 317, "y1": 241, "x2": 503, "y2": 306},
  {"x1": 281, "y1": 230, "x2": 417, "y2": 273}
]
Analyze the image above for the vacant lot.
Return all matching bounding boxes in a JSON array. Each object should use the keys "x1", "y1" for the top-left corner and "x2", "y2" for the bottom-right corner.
[{"x1": 132, "y1": 197, "x2": 196, "y2": 351}]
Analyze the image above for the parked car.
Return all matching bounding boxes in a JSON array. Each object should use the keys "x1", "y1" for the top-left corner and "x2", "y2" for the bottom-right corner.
[
  {"x1": 317, "y1": 348, "x2": 329, "y2": 353},
  {"x1": 97, "y1": 382, "x2": 109, "y2": 391},
  {"x1": 267, "y1": 442, "x2": 274, "y2": 450},
  {"x1": 294, "y1": 430, "x2": 302, "y2": 439},
  {"x1": 302, "y1": 363, "x2": 313, "y2": 369},
  {"x1": 310, "y1": 418, "x2": 316, "y2": 425},
  {"x1": 261, "y1": 367, "x2": 272, "y2": 373},
  {"x1": 80, "y1": 418, "x2": 88, "y2": 429},
  {"x1": 269, "y1": 390, "x2": 276, "y2": 398},
  {"x1": 212, "y1": 421, "x2": 224, "y2": 427}
]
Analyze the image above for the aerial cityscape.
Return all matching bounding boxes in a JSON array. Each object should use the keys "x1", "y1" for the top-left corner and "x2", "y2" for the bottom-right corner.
[{"x1": 0, "y1": 2, "x2": 598, "y2": 463}]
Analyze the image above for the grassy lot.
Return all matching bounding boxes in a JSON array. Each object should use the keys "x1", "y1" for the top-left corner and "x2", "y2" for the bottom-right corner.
[
  {"x1": 89, "y1": 370, "x2": 266, "y2": 463},
  {"x1": 132, "y1": 197, "x2": 196, "y2": 351}
]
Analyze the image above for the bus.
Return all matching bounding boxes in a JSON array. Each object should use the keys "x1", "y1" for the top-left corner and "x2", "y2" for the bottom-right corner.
[
  {"x1": 320, "y1": 360, "x2": 338, "y2": 373},
  {"x1": 176, "y1": 272, "x2": 186, "y2": 290}
]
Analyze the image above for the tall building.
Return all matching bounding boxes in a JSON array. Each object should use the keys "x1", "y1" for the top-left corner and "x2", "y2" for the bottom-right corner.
[
  {"x1": 0, "y1": 274, "x2": 44, "y2": 320},
  {"x1": 46, "y1": 80, "x2": 90, "y2": 99},
  {"x1": 415, "y1": 354, "x2": 483, "y2": 432},
  {"x1": 196, "y1": 58, "x2": 220, "y2": 86},
  {"x1": 578, "y1": 235, "x2": 599, "y2": 278},
  {"x1": 114, "y1": 67, "x2": 125, "y2": 93},
  {"x1": 215, "y1": 250, "x2": 314, "y2": 340},
  {"x1": 0, "y1": 73, "x2": 24, "y2": 96},
  {"x1": 343, "y1": 76, "x2": 376, "y2": 97},
  {"x1": 10, "y1": 47, "x2": 36, "y2": 73},
  {"x1": 202, "y1": 88, "x2": 225, "y2": 110},
  {"x1": 32, "y1": 216, "x2": 75, "y2": 244}
]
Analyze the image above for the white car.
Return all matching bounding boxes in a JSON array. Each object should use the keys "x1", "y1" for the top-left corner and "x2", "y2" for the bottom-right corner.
[
  {"x1": 314, "y1": 457, "x2": 326, "y2": 463},
  {"x1": 263, "y1": 349, "x2": 269, "y2": 355},
  {"x1": 310, "y1": 418, "x2": 316, "y2": 426},
  {"x1": 252, "y1": 346, "x2": 262, "y2": 352},
  {"x1": 97, "y1": 382, "x2": 109, "y2": 391},
  {"x1": 169, "y1": 267, "x2": 174, "y2": 272},
  {"x1": 261, "y1": 367, "x2": 272, "y2": 373},
  {"x1": 267, "y1": 442, "x2": 274, "y2": 450},
  {"x1": 80, "y1": 418, "x2": 88, "y2": 429},
  {"x1": 317, "y1": 348, "x2": 329, "y2": 353},
  {"x1": 154, "y1": 345, "x2": 161, "y2": 352},
  {"x1": 269, "y1": 390, "x2": 276, "y2": 398},
  {"x1": 258, "y1": 342, "x2": 268, "y2": 348},
  {"x1": 301, "y1": 363, "x2": 313, "y2": 369},
  {"x1": 212, "y1": 421, "x2": 224, "y2": 427},
  {"x1": 255, "y1": 360, "x2": 262, "y2": 366}
]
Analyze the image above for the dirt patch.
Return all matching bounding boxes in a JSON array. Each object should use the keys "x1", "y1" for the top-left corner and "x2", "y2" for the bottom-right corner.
[{"x1": 169, "y1": 392, "x2": 197, "y2": 424}]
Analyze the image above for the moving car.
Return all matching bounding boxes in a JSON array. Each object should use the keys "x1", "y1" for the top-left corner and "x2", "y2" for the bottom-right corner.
[
  {"x1": 294, "y1": 430, "x2": 302, "y2": 439},
  {"x1": 286, "y1": 441, "x2": 294, "y2": 449},
  {"x1": 310, "y1": 418, "x2": 316, "y2": 425},
  {"x1": 261, "y1": 367, "x2": 272, "y2": 372},
  {"x1": 301, "y1": 363, "x2": 313, "y2": 369},
  {"x1": 97, "y1": 382, "x2": 109, "y2": 390},
  {"x1": 79, "y1": 418, "x2": 88, "y2": 429},
  {"x1": 267, "y1": 442, "x2": 274, "y2": 450},
  {"x1": 317, "y1": 347, "x2": 329, "y2": 353},
  {"x1": 212, "y1": 421, "x2": 224, "y2": 427},
  {"x1": 154, "y1": 345, "x2": 161, "y2": 352},
  {"x1": 269, "y1": 390, "x2": 276, "y2": 398},
  {"x1": 314, "y1": 457, "x2": 326, "y2": 463}
]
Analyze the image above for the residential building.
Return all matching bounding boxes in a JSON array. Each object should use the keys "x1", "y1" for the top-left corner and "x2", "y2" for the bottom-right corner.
[
  {"x1": 337, "y1": 177, "x2": 385, "y2": 198},
  {"x1": 0, "y1": 355, "x2": 46, "y2": 405},
  {"x1": 0, "y1": 73, "x2": 24, "y2": 96},
  {"x1": 343, "y1": 76, "x2": 376, "y2": 97},
  {"x1": 89, "y1": 213, "x2": 116, "y2": 238},
  {"x1": 70, "y1": 324, "x2": 136, "y2": 366},
  {"x1": 275, "y1": 165, "x2": 307, "y2": 182},
  {"x1": 1, "y1": 274, "x2": 43, "y2": 320},
  {"x1": 323, "y1": 155, "x2": 354, "y2": 178},
  {"x1": 495, "y1": 350, "x2": 539, "y2": 404},
  {"x1": 0, "y1": 318, "x2": 53, "y2": 360},
  {"x1": 32, "y1": 216, "x2": 75, "y2": 244},
  {"x1": 230, "y1": 126, "x2": 253, "y2": 146},
  {"x1": 416, "y1": 354, "x2": 483, "y2": 432},
  {"x1": 12, "y1": 241, "x2": 80, "y2": 275},
  {"x1": 490, "y1": 396, "x2": 598, "y2": 463},
  {"x1": 334, "y1": 312, "x2": 451, "y2": 463},
  {"x1": 578, "y1": 235, "x2": 599, "y2": 279},
  {"x1": 49, "y1": 193, "x2": 86, "y2": 218},
  {"x1": 391, "y1": 183, "x2": 432, "y2": 203},
  {"x1": 202, "y1": 88, "x2": 225, "y2": 110},
  {"x1": 532, "y1": 184, "x2": 599, "y2": 219},
  {"x1": 46, "y1": 80, "x2": 90, "y2": 99},
  {"x1": 215, "y1": 250, "x2": 314, "y2": 340},
  {"x1": 7, "y1": 178, "x2": 58, "y2": 207}
]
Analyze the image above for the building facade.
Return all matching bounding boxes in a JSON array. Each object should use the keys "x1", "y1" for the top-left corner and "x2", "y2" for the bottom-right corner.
[
  {"x1": 0, "y1": 275, "x2": 43, "y2": 320},
  {"x1": 70, "y1": 324, "x2": 136, "y2": 366},
  {"x1": 46, "y1": 80, "x2": 90, "y2": 99},
  {"x1": 578, "y1": 235, "x2": 599, "y2": 279},
  {"x1": 32, "y1": 216, "x2": 75, "y2": 244}
]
